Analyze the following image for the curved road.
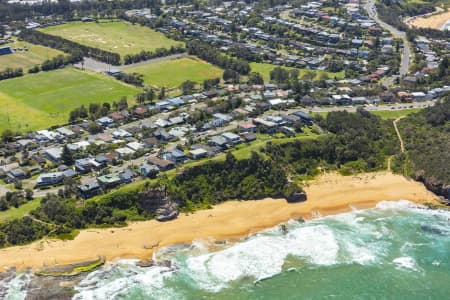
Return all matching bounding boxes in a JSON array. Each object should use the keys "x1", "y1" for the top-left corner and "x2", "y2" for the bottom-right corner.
[{"x1": 364, "y1": 0, "x2": 411, "y2": 85}]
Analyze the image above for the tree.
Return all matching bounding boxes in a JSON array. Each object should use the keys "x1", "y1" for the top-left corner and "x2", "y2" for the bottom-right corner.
[
  {"x1": 61, "y1": 145, "x2": 74, "y2": 165},
  {"x1": 248, "y1": 72, "x2": 264, "y2": 85},
  {"x1": 180, "y1": 80, "x2": 195, "y2": 95},
  {"x1": 118, "y1": 97, "x2": 128, "y2": 110},
  {"x1": 13, "y1": 180, "x2": 22, "y2": 190},
  {"x1": 438, "y1": 56, "x2": 449, "y2": 78},
  {"x1": 2, "y1": 130, "x2": 15, "y2": 143},
  {"x1": 146, "y1": 88, "x2": 155, "y2": 103},
  {"x1": 25, "y1": 189, "x2": 33, "y2": 200},
  {"x1": 223, "y1": 69, "x2": 240, "y2": 83},
  {"x1": 136, "y1": 93, "x2": 146, "y2": 104},
  {"x1": 158, "y1": 87, "x2": 166, "y2": 100},
  {"x1": 270, "y1": 67, "x2": 290, "y2": 83}
]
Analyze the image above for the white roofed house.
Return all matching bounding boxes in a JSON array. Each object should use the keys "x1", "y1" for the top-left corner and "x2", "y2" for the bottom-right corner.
[
  {"x1": 127, "y1": 141, "x2": 144, "y2": 152},
  {"x1": 45, "y1": 147, "x2": 63, "y2": 162},
  {"x1": 410, "y1": 92, "x2": 427, "y2": 101},
  {"x1": 115, "y1": 147, "x2": 136, "y2": 158},
  {"x1": 56, "y1": 127, "x2": 76, "y2": 137},
  {"x1": 112, "y1": 129, "x2": 132, "y2": 139},
  {"x1": 221, "y1": 132, "x2": 241, "y2": 145}
]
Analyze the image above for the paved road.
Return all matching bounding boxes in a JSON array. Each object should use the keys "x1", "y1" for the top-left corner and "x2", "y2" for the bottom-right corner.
[
  {"x1": 74, "y1": 53, "x2": 188, "y2": 73},
  {"x1": 364, "y1": 0, "x2": 411, "y2": 85}
]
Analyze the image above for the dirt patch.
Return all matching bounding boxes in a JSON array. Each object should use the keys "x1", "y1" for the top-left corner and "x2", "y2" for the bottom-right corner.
[{"x1": 408, "y1": 10, "x2": 450, "y2": 30}]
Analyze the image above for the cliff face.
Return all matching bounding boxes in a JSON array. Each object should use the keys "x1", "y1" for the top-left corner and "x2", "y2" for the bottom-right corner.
[
  {"x1": 415, "y1": 170, "x2": 450, "y2": 202},
  {"x1": 137, "y1": 187, "x2": 179, "y2": 221}
]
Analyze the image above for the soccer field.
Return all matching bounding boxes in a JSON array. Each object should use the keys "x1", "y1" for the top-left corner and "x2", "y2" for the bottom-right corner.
[
  {"x1": 39, "y1": 20, "x2": 183, "y2": 57},
  {"x1": 0, "y1": 68, "x2": 139, "y2": 131},
  {"x1": 0, "y1": 41, "x2": 64, "y2": 72},
  {"x1": 123, "y1": 57, "x2": 223, "y2": 88}
]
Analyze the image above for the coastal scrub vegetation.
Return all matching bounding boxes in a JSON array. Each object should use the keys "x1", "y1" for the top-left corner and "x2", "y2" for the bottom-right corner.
[
  {"x1": 0, "y1": 109, "x2": 403, "y2": 247},
  {"x1": 396, "y1": 96, "x2": 450, "y2": 198}
]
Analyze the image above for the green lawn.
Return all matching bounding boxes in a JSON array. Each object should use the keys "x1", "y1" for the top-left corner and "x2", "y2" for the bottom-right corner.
[
  {"x1": 370, "y1": 108, "x2": 422, "y2": 119},
  {"x1": 313, "y1": 108, "x2": 423, "y2": 120},
  {"x1": 39, "y1": 20, "x2": 183, "y2": 57},
  {"x1": 0, "y1": 67, "x2": 139, "y2": 131},
  {"x1": 250, "y1": 62, "x2": 345, "y2": 82},
  {"x1": 123, "y1": 57, "x2": 223, "y2": 89},
  {"x1": 0, "y1": 41, "x2": 64, "y2": 72},
  {"x1": 0, "y1": 198, "x2": 40, "y2": 223}
]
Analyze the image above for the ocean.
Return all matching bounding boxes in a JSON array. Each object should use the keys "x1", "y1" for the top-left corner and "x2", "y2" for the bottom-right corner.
[{"x1": 3, "y1": 200, "x2": 450, "y2": 299}]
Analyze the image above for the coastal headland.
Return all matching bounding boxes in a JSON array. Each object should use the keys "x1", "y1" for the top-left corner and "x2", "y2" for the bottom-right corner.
[{"x1": 0, "y1": 172, "x2": 439, "y2": 272}]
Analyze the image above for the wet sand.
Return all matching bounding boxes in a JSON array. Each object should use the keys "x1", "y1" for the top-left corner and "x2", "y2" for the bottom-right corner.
[{"x1": 0, "y1": 172, "x2": 439, "y2": 272}]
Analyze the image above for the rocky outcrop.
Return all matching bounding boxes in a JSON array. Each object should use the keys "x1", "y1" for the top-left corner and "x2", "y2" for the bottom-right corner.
[
  {"x1": 155, "y1": 202, "x2": 179, "y2": 222},
  {"x1": 415, "y1": 170, "x2": 450, "y2": 204},
  {"x1": 286, "y1": 192, "x2": 307, "y2": 203},
  {"x1": 138, "y1": 186, "x2": 180, "y2": 221}
]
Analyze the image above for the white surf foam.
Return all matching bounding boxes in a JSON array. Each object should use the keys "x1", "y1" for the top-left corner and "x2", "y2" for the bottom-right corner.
[
  {"x1": 392, "y1": 256, "x2": 420, "y2": 272},
  {"x1": 2, "y1": 273, "x2": 30, "y2": 300},
  {"x1": 74, "y1": 262, "x2": 177, "y2": 300}
]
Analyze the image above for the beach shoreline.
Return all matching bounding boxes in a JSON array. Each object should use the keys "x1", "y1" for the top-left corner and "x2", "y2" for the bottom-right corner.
[{"x1": 0, "y1": 171, "x2": 440, "y2": 272}]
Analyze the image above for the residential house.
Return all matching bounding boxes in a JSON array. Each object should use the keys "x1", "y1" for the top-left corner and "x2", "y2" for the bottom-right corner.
[
  {"x1": 97, "y1": 117, "x2": 114, "y2": 127},
  {"x1": 140, "y1": 164, "x2": 160, "y2": 178},
  {"x1": 45, "y1": 147, "x2": 63, "y2": 162},
  {"x1": 75, "y1": 158, "x2": 92, "y2": 173},
  {"x1": 189, "y1": 148, "x2": 209, "y2": 160},
  {"x1": 119, "y1": 168, "x2": 137, "y2": 184},
  {"x1": 78, "y1": 181, "x2": 103, "y2": 199},
  {"x1": 36, "y1": 172, "x2": 65, "y2": 187},
  {"x1": 253, "y1": 118, "x2": 278, "y2": 133},
  {"x1": 163, "y1": 148, "x2": 187, "y2": 164},
  {"x1": 239, "y1": 122, "x2": 257, "y2": 132},
  {"x1": 209, "y1": 135, "x2": 229, "y2": 149},
  {"x1": 97, "y1": 173, "x2": 122, "y2": 189},
  {"x1": 241, "y1": 132, "x2": 257, "y2": 142},
  {"x1": 6, "y1": 168, "x2": 28, "y2": 183},
  {"x1": 292, "y1": 111, "x2": 313, "y2": 125},
  {"x1": 147, "y1": 156, "x2": 175, "y2": 171}
]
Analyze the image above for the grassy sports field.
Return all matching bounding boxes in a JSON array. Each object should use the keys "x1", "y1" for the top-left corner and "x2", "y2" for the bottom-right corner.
[
  {"x1": 39, "y1": 20, "x2": 183, "y2": 57},
  {"x1": 0, "y1": 41, "x2": 64, "y2": 72},
  {"x1": 0, "y1": 67, "x2": 139, "y2": 131},
  {"x1": 250, "y1": 62, "x2": 345, "y2": 81},
  {"x1": 123, "y1": 57, "x2": 223, "y2": 88}
]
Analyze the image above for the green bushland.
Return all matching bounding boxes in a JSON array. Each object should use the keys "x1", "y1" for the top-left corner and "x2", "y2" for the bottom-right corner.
[
  {"x1": 39, "y1": 20, "x2": 183, "y2": 57},
  {"x1": 0, "y1": 67, "x2": 139, "y2": 131},
  {"x1": 395, "y1": 97, "x2": 450, "y2": 198},
  {"x1": 123, "y1": 57, "x2": 223, "y2": 89},
  {"x1": 250, "y1": 62, "x2": 345, "y2": 82}
]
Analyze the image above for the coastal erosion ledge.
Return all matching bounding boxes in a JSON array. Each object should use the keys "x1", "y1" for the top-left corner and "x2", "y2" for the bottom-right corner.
[{"x1": 0, "y1": 171, "x2": 440, "y2": 272}]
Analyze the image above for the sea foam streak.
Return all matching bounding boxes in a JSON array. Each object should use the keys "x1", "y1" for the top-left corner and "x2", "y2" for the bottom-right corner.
[
  {"x1": 3, "y1": 200, "x2": 448, "y2": 300},
  {"x1": 74, "y1": 203, "x2": 409, "y2": 298}
]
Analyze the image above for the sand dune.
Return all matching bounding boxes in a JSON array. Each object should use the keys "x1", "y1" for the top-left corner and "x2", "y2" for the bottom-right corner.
[{"x1": 0, "y1": 172, "x2": 439, "y2": 272}]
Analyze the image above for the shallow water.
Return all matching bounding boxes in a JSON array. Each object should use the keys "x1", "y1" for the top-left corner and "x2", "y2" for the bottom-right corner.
[{"x1": 3, "y1": 200, "x2": 450, "y2": 299}]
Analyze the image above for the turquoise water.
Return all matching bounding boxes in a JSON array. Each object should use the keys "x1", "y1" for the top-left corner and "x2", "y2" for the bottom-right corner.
[{"x1": 4, "y1": 200, "x2": 450, "y2": 299}]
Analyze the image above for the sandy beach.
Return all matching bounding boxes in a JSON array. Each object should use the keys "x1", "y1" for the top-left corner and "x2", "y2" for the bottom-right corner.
[
  {"x1": 408, "y1": 10, "x2": 450, "y2": 30},
  {"x1": 0, "y1": 172, "x2": 439, "y2": 272}
]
